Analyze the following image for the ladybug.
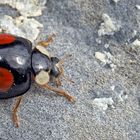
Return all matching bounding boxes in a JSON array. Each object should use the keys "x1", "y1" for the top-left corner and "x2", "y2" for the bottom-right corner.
[{"x1": 0, "y1": 33, "x2": 74, "y2": 127}]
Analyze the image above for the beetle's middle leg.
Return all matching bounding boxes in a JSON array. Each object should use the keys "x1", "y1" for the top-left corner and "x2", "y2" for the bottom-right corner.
[
  {"x1": 12, "y1": 96, "x2": 23, "y2": 127},
  {"x1": 42, "y1": 84, "x2": 75, "y2": 102},
  {"x1": 38, "y1": 33, "x2": 56, "y2": 47}
]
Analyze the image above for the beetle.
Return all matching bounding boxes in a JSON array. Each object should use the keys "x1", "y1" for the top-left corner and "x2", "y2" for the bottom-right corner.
[{"x1": 0, "y1": 33, "x2": 74, "y2": 127}]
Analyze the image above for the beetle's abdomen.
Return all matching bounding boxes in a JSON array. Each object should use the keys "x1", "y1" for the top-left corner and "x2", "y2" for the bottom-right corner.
[{"x1": 0, "y1": 36, "x2": 32, "y2": 99}]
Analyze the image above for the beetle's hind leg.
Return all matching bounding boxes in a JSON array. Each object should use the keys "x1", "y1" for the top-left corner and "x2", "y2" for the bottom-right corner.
[
  {"x1": 38, "y1": 33, "x2": 56, "y2": 47},
  {"x1": 12, "y1": 96, "x2": 23, "y2": 127}
]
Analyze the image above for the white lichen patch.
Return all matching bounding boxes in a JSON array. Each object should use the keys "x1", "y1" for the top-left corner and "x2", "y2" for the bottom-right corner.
[
  {"x1": 95, "y1": 52, "x2": 116, "y2": 64},
  {"x1": 110, "y1": 85, "x2": 115, "y2": 91},
  {"x1": 131, "y1": 30, "x2": 137, "y2": 38},
  {"x1": 0, "y1": 15, "x2": 43, "y2": 42},
  {"x1": 0, "y1": 0, "x2": 46, "y2": 17},
  {"x1": 95, "y1": 52, "x2": 106, "y2": 63},
  {"x1": 112, "y1": 0, "x2": 120, "y2": 3},
  {"x1": 35, "y1": 70, "x2": 50, "y2": 85},
  {"x1": 118, "y1": 91, "x2": 128, "y2": 102},
  {"x1": 95, "y1": 51, "x2": 117, "y2": 71},
  {"x1": 98, "y1": 14, "x2": 121, "y2": 36},
  {"x1": 136, "y1": 5, "x2": 140, "y2": 10},
  {"x1": 132, "y1": 39, "x2": 140, "y2": 47},
  {"x1": 92, "y1": 97, "x2": 114, "y2": 111}
]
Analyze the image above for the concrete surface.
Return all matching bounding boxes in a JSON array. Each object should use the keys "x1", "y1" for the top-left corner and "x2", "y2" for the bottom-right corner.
[{"x1": 0, "y1": 0, "x2": 140, "y2": 139}]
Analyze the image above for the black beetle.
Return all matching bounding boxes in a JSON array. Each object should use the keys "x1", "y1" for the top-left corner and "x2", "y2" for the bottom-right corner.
[{"x1": 0, "y1": 33, "x2": 74, "y2": 127}]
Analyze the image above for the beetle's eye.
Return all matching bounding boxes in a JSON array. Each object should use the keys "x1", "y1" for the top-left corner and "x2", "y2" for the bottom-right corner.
[
  {"x1": 50, "y1": 66, "x2": 60, "y2": 77},
  {"x1": 51, "y1": 57, "x2": 59, "y2": 64}
]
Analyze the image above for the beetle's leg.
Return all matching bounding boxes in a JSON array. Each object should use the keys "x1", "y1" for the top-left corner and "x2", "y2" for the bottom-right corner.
[
  {"x1": 38, "y1": 33, "x2": 56, "y2": 47},
  {"x1": 42, "y1": 84, "x2": 75, "y2": 102},
  {"x1": 62, "y1": 75, "x2": 74, "y2": 83},
  {"x1": 58, "y1": 63, "x2": 74, "y2": 83},
  {"x1": 55, "y1": 78, "x2": 62, "y2": 87},
  {"x1": 12, "y1": 96, "x2": 23, "y2": 127},
  {"x1": 55, "y1": 75, "x2": 74, "y2": 87},
  {"x1": 57, "y1": 55, "x2": 74, "y2": 84}
]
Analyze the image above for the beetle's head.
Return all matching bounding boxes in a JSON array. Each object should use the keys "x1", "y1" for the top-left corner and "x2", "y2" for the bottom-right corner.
[
  {"x1": 32, "y1": 46, "x2": 65, "y2": 86},
  {"x1": 50, "y1": 57, "x2": 62, "y2": 78},
  {"x1": 32, "y1": 32, "x2": 73, "y2": 86}
]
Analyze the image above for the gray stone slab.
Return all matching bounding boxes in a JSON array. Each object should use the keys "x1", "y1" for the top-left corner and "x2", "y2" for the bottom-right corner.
[{"x1": 0, "y1": 0, "x2": 140, "y2": 139}]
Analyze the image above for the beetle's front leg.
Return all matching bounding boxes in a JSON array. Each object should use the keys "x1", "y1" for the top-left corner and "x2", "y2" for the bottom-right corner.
[
  {"x1": 38, "y1": 33, "x2": 56, "y2": 47},
  {"x1": 55, "y1": 78, "x2": 62, "y2": 87},
  {"x1": 12, "y1": 96, "x2": 23, "y2": 127}
]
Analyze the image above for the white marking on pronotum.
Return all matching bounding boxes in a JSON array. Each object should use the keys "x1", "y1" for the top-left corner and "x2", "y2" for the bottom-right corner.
[
  {"x1": 36, "y1": 45, "x2": 50, "y2": 57},
  {"x1": 35, "y1": 70, "x2": 50, "y2": 85}
]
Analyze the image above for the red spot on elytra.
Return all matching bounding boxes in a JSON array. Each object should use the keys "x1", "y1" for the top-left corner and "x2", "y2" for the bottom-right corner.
[
  {"x1": 0, "y1": 34, "x2": 16, "y2": 45},
  {"x1": 0, "y1": 68, "x2": 14, "y2": 92}
]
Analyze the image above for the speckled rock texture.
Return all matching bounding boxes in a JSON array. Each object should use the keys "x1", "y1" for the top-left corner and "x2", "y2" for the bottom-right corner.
[{"x1": 0, "y1": 0, "x2": 140, "y2": 139}]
